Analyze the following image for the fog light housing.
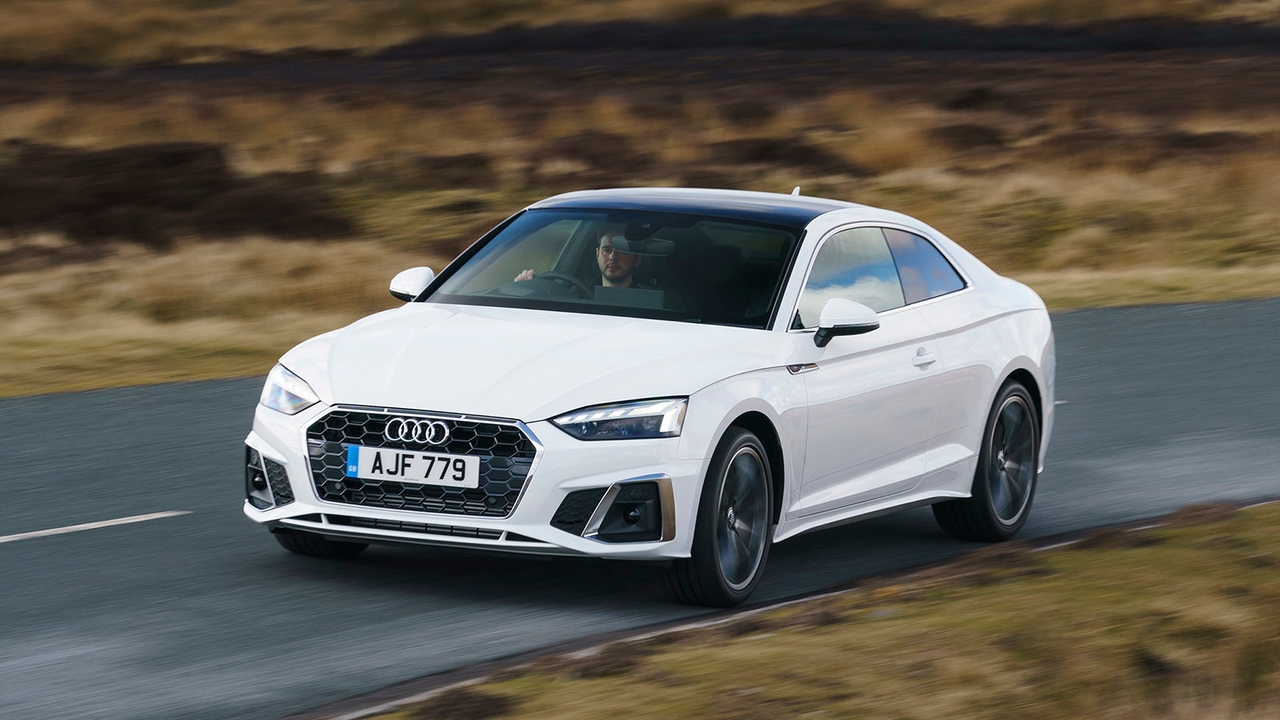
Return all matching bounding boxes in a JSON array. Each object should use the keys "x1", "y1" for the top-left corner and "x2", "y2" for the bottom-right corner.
[
  {"x1": 245, "y1": 446, "x2": 274, "y2": 510},
  {"x1": 590, "y1": 481, "x2": 662, "y2": 543}
]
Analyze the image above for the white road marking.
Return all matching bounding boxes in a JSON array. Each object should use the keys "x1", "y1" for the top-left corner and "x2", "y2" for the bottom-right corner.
[
  {"x1": 0, "y1": 511, "x2": 191, "y2": 545},
  {"x1": 1054, "y1": 400, "x2": 1069, "y2": 406}
]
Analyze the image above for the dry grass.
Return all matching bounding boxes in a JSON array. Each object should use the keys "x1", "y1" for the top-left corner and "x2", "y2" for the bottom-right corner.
[
  {"x1": 3, "y1": 83, "x2": 1280, "y2": 395},
  {"x1": 4, "y1": 21, "x2": 1280, "y2": 394},
  {"x1": 373, "y1": 504, "x2": 1280, "y2": 720},
  {"x1": 0, "y1": 0, "x2": 837, "y2": 64},
  {"x1": 2, "y1": 0, "x2": 1279, "y2": 65},
  {"x1": 1015, "y1": 266, "x2": 1280, "y2": 310},
  {"x1": 883, "y1": 0, "x2": 1280, "y2": 25},
  {"x1": 0, "y1": 238, "x2": 444, "y2": 396},
  {"x1": 8, "y1": 89, "x2": 1278, "y2": 263}
]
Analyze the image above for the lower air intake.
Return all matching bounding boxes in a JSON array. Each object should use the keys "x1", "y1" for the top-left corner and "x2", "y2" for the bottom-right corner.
[
  {"x1": 550, "y1": 488, "x2": 608, "y2": 536},
  {"x1": 326, "y1": 515, "x2": 502, "y2": 540}
]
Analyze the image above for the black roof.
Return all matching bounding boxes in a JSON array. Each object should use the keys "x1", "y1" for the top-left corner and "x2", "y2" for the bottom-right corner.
[{"x1": 529, "y1": 188, "x2": 858, "y2": 229}]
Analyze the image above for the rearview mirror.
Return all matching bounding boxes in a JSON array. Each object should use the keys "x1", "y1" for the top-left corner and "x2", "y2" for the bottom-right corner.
[
  {"x1": 814, "y1": 298, "x2": 879, "y2": 347},
  {"x1": 389, "y1": 266, "x2": 435, "y2": 302},
  {"x1": 611, "y1": 236, "x2": 675, "y2": 256}
]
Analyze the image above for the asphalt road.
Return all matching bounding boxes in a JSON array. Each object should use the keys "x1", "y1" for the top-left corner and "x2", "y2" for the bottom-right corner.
[{"x1": 2, "y1": 300, "x2": 1278, "y2": 720}]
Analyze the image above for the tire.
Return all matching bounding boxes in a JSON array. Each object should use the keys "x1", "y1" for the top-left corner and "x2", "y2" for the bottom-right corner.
[
  {"x1": 667, "y1": 427, "x2": 774, "y2": 607},
  {"x1": 272, "y1": 529, "x2": 369, "y2": 559},
  {"x1": 933, "y1": 380, "x2": 1040, "y2": 542}
]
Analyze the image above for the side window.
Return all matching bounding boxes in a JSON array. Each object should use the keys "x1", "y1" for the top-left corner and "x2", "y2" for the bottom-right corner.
[
  {"x1": 883, "y1": 228, "x2": 966, "y2": 304},
  {"x1": 795, "y1": 227, "x2": 905, "y2": 329}
]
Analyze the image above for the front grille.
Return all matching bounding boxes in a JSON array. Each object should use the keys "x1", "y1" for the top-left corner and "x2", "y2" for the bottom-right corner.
[
  {"x1": 306, "y1": 408, "x2": 537, "y2": 518},
  {"x1": 264, "y1": 458, "x2": 294, "y2": 506},
  {"x1": 551, "y1": 488, "x2": 608, "y2": 536},
  {"x1": 327, "y1": 515, "x2": 503, "y2": 540}
]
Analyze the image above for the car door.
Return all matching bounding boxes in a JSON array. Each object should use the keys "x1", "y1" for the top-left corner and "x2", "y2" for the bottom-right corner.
[
  {"x1": 789, "y1": 226, "x2": 945, "y2": 517},
  {"x1": 881, "y1": 227, "x2": 986, "y2": 481}
]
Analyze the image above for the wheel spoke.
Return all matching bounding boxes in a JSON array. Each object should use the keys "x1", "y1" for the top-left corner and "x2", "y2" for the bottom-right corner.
[
  {"x1": 737, "y1": 478, "x2": 762, "y2": 519},
  {"x1": 1008, "y1": 426, "x2": 1034, "y2": 460},
  {"x1": 1004, "y1": 456, "x2": 1023, "y2": 481},
  {"x1": 1001, "y1": 404, "x2": 1025, "y2": 451},
  {"x1": 718, "y1": 526, "x2": 741, "y2": 579},
  {"x1": 732, "y1": 531, "x2": 753, "y2": 580},
  {"x1": 731, "y1": 455, "x2": 759, "y2": 503},
  {"x1": 990, "y1": 470, "x2": 1008, "y2": 513},
  {"x1": 721, "y1": 460, "x2": 742, "y2": 510},
  {"x1": 1001, "y1": 470, "x2": 1022, "y2": 514}
]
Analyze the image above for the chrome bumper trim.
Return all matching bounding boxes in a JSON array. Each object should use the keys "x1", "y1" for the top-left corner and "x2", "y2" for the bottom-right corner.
[
  {"x1": 582, "y1": 474, "x2": 676, "y2": 543},
  {"x1": 272, "y1": 515, "x2": 584, "y2": 557}
]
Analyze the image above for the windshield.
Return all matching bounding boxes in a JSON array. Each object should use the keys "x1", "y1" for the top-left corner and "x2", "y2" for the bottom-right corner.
[{"x1": 427, "y1": 208, "x2": 801, "y2": 329}]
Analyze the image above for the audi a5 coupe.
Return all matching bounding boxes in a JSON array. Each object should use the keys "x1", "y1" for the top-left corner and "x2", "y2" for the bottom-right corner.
[{"x1": 244, "y1": 188, "x2": 1054, "y2": 607}]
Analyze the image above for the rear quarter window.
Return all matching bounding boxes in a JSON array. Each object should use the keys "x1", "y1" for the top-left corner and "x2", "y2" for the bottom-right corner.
[{"x1": 883, "y1": 228, "x2": 966, "y2": 304}]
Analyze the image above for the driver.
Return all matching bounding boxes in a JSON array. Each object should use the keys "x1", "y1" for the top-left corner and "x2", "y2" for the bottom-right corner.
[
  {"x1": 594, "y1": 233, "x2": 643, "y2": 288},
  {"x1": 514, "y1": 230, "x2": 642, "y2": 288}
]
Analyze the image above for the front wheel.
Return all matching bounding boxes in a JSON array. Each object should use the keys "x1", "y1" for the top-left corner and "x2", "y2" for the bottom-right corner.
[
  {"x1": 272, "y1": 529, "x2": 369, "y2": 559},
  {"x1": 667, "y1": 427, "x2": 773, "y2": 607},
  {"x1": 933, "y1": 380, "x2": 1040, "y2": 542}
]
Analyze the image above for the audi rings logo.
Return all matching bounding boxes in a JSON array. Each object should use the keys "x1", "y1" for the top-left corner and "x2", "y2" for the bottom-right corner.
[{"x1": 384, "y1": 418, "x2": 451, "y2": 446}]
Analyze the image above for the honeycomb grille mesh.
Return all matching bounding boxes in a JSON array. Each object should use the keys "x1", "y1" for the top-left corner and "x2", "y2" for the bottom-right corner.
[
  {"x1": 264, "y1": 458, "x2": 294, "y2": 506},
  {"x1": 306, "y1": 409, "x2": 536, "y2": 518},
  {"x1": 550, "y1": 488, "x2": 608, "y2": 536}
]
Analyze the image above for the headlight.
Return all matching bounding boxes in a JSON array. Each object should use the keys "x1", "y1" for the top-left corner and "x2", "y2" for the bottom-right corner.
[
  {"x1": 260, "y1": 364, "x2": 320, "y2": 415},
  {"x1": 552, "y1": 398, "x2": 687, "y2": 440}
]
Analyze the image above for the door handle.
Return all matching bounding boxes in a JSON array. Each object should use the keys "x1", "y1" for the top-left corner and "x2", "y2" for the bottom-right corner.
[{"x1": 912, "y1": 351, "x2": 937, "y2": 368}]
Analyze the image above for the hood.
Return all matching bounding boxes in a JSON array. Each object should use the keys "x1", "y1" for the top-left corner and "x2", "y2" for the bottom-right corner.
[{"x1": 280, "y1": 303, "x2": 791, "y2": 421}]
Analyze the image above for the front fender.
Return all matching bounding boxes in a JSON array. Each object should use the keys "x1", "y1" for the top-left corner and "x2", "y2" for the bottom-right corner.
[{"x1": 678, "y1": 367, "x2": 808, "y2": 525}]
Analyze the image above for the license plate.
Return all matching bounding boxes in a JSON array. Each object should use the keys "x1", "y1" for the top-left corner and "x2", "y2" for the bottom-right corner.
[{"x1": 344, "y1": 445, "x2": 480, "y2": 489}]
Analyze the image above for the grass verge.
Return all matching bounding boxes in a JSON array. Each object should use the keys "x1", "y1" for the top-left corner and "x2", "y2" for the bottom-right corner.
[
  {"x1": 0, "y1": 239, "x2": 441, "y2": 397},
  {"x1": 369, "y1": 503, "x2": 1280, "y2": 720},
  {"x1": 1, "y1": 0, "x2": 1277, "y2": 65}
]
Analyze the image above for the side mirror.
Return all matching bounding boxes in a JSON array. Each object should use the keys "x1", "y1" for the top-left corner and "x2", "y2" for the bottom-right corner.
[
  {"x1": 814, "y1": 298, "x2": 879, "y2": 347},
  {"x1": 389, "y1": 266, "x2": 435, "y2": 302}
]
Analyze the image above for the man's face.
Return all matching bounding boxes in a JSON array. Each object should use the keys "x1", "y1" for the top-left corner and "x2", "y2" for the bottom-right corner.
[{"x1": 597, "y1": 235, "x2": 640, "y2": 287}]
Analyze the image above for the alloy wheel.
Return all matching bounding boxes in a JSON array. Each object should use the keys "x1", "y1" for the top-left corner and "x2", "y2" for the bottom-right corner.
[
  {"x1": 716, "y1": 446, "x2": 770, "y2": 591},
  {"x1": 988, "y1": 395, "x2": 1036, "y2": 525}
]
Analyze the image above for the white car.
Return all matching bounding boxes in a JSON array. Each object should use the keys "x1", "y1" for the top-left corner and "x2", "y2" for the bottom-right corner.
[{"x1": 244, "y1": 188, "x2": 1054, "y2": 607}]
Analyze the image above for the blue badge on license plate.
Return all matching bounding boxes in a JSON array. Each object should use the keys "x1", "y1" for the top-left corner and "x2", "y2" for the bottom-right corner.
[{"x1": 345, "y1": 445, "x2": 359, "y2": 477}]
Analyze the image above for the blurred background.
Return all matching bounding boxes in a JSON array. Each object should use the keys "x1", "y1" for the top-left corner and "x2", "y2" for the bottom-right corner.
[{"x1": 2, "y1": 0, "x2": 1279, "y2": 395}]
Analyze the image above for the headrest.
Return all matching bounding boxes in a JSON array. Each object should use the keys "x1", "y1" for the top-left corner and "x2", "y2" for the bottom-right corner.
[{"x1": 700, "y1": 245, "x2": 745, "y2": 284}]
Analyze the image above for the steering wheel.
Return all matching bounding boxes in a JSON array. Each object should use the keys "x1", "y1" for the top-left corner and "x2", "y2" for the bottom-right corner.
[{"x1": 534, "y1": 271, "x2": 592, "y2": 299}]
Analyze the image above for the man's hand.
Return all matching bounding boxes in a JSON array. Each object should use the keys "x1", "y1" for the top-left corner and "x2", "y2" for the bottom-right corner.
[{"x1": 514, "y1": 269, "x2": 535, "y2": 282}]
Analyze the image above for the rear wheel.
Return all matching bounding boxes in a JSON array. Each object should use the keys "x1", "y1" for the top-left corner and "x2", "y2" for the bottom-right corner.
[
  {"x1": 667, "y1": 427, "x2": 773, "y2": 607},
  {"x1": 272, "y1": 529, "x2": 369, "y2": 559},
  {"x1": 933, "y1": 380, "x2": 1039, "y2": 542}
]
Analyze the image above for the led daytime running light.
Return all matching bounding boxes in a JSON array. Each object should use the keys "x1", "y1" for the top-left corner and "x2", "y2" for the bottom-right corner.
[
  {"x1": 260, "y1": 364, "x2": 320, "y2": 415},
  {"x1": 552, "y1": 398, "x2": 687, "y2": 440}
]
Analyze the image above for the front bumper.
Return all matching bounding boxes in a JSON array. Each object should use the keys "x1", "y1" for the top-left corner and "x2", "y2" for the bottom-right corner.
[{"x1": 243, "y1": 403, "x2": 705, "y2": 560}]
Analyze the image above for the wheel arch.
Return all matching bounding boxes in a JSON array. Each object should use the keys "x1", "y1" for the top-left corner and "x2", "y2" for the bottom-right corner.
[
  {"x1": 727, "y1": 411, "x2": 786, "y2": 526},
  {"x1": 1005, "y1": 367, "x2": 1043, "y2": 431},
  {"x1": 993, "y1": 358, "x2": 1054, "y2": 476}
]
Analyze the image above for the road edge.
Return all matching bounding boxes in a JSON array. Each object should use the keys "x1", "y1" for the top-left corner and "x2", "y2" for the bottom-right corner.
[{"x1": 284, "y1": 497, "x2": 1279, "y2": 720}]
